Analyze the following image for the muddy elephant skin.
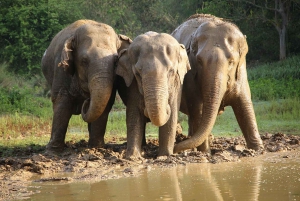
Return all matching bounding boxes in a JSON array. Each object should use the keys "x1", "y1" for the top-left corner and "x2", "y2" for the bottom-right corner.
[
  {"x1": 171, "y1": 14, "x2": 263, "y2": 153},
  {"x1": 116, "y1": 32, "x2": 191, "y2": 158},
  {"x1": 42, "y1": 20, "x2": 131, "y2": 151}
]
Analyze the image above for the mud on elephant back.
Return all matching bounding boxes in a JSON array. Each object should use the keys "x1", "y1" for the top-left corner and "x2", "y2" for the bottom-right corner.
[
  {"x1": 41, "y1": 19, "x2": 132, "y2": 152},
  {"x1": 116, "y1": 31, "x2": 191, "y2": 159},
  {"x1": 171, "y1": 14, "x2": 263, "y2": 153}
]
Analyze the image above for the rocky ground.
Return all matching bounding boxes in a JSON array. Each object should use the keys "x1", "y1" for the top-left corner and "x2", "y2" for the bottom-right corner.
[{"x1": 1, "y1": 128, "x2": 300, "y2": 200}]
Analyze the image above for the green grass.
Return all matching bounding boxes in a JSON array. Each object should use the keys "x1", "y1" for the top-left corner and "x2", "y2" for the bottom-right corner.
[
  {"x1": 247, "y1": 55, "x2": 300, "y2": 80},
  {"x1": 247, "y1": 55, "x2": 300, "y2": 101}
]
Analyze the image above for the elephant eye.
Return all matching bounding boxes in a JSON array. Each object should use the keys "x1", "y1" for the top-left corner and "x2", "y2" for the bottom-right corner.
[
  {"x1": 228, "y1": 60, "x2": 234, "y2": 70},
  {"x1": 197, "y1": 57, "x2": 203, "y2": 66},
  {"x1": 133, "y1": 65, "x2": 142, "y2": 79},
  {"x1": 81, "y1": 57, "x2": 89, "y2": 67},
  {"x1": 168, "y1": 69, "x2": 175, "y2": 78}
]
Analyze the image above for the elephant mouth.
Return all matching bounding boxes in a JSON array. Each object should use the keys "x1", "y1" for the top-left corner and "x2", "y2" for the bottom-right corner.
[
  {"x1": 82, "y1": 98, "x2": 91, "y2": 116},
  {"x1": 144, "y1": 104, "x2": 171, "y2": 126},
  {"x1": 144, "y1": 108, "x2": 149, "y2": 118}
]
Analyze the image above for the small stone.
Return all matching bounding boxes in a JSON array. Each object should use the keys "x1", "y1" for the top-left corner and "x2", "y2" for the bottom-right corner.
[
  {"x1": 156, "y1": 156, "x2": 167, "y2": 161},
  {"x1": 234, "y1": 145, "x2": 245, "y2": 152}
]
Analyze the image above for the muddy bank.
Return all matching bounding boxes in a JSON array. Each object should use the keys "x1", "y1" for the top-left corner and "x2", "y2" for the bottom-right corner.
[{"x1": 1, "y1": 131, "x2": 300, "y2": 200}]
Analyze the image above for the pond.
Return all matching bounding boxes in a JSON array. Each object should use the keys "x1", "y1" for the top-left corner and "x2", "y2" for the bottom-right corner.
[{"x1": 25, "y1": 152, "x2": 300, "y2": 201}]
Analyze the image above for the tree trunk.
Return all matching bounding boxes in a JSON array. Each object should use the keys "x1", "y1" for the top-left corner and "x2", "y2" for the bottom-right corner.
[{"x1": 279, "y1": 25, "x2": 286, "y2": 60}]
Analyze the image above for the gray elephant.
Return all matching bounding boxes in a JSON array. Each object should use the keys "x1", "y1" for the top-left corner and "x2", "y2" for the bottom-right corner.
[
  {"x1": 116, "y1": 32, "x2": 190, "y2": 159},
  {"x1": 171, "y1": 14, "x2": 263, "y2": 153},
  {"x1": 42, "y1": 20, "x2": 131, "y2": 151}
]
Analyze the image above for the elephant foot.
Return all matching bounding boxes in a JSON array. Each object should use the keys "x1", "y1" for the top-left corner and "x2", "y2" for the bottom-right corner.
[
  {"x1": 46, "y1": 142, "x2": 66, "y2": 153},
  {"x1": 158, "y1": 148, "x2": 173, "y2": 157},
  {"x1": 126, "y1": 147, "x2": 143, "y2": 160},
  {"x1": 197, "y1": 146, "x2": 211, "y2": 154},
  {"x1": 247, "y1": 142, "x2": 265, "y2": 152},
  {"x1": 246, "y1": 136, "x2": 264, "y2": 151},
  {"x1": 88, "y1": 139, "x2": 105, "y2": 148},
  {"x1": 196, "y1": 138, "x2": 211, "y2": 153}
]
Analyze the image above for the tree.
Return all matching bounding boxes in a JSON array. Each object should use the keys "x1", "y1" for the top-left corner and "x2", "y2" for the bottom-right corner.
[
  {"x1": 236, "y1": 0, "x2": 300, "y2": 60},
  {"x1": 0, "y1": 0, "x2": 83, "y2": 74}
]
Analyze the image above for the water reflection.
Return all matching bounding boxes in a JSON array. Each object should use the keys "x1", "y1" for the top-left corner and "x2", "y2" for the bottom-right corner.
[{"x1": 28, "y1": 153, "x2": 300, "y2": 201}]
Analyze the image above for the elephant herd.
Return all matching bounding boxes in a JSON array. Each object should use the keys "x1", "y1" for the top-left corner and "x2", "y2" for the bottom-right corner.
[{"x1": 41, "y1": 14, "x2": 263, "y2": 159}]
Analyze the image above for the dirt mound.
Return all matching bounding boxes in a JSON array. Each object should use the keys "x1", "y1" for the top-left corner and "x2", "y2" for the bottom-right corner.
[{"x1": 1, "y1": 132, "x2": 300, "y2": 200}]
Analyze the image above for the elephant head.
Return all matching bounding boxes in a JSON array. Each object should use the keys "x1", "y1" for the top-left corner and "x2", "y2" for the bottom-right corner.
[
  {"x1": 174, "y1": 20, "x2": 251, "y2": 153},
  {"x1": 116, "y1": 32, "x2": 190, "y2": 126},
  {"x1": 58, "y1": 23, "x2": 132, "y2": 123}
]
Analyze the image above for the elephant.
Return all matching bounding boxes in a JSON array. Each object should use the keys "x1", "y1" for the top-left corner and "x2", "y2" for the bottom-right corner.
[
  {"x1": 41, "y1": 19, "x2": 131, "y2": 151},
  {"x1": 116, "y1": 32, "x2": 191, "y2": 159},
  {"x1": 171, "y1": 14, "x2": 263, "y2": 153}
]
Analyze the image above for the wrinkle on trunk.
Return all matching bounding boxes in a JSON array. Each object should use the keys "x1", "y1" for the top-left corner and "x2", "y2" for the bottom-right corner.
[
  {"x1": 143, "y1": 79, "x2": 170, "y2": 127},
  {"x1": 81, "y1": 75, "x2": 113, "y2": 123},
  {"x1": 174, "y1": 74, "x2": 226, "y2": 153}
]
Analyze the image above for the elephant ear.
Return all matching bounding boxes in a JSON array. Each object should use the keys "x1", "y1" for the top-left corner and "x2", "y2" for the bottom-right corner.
[
  {"x1": 116, "y1": 49, "x2": 134, "y2": 87},
  {"x1": 117, "y1": 34, "x2": 132, "y2": 53},
  {"x1": 58, "y1": 36, "x2": 75, "y2": 75},
  {"x1": 177, "y1": 44, "x2": 191, "y2": 84},
  {"x1": 235, "y1": 35, "x2": 249, "y2": 82},
  {"x1": 190, "y1": 33, "x2": 198, "y2": 55}
]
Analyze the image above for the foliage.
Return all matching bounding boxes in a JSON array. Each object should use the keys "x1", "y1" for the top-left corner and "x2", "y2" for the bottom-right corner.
[
  {"x1": 249, "y1": 78, "x2": 300, "y2": 101},
  {"x1": 248, "y1": 55, "x2": 300, "y2": 101},
  {"x1": 0, "y1": 0, "x2": 300, "y2": 74},
  {"x1": 0, "y1": 0, "x2": 83, "y2": 74},
  {"x1": 0, "y1": 63, "x2": 51, "y2": 117}
]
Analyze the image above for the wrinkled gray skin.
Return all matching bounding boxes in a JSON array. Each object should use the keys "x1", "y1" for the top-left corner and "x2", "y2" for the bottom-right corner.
[
  {"x1": 171, "y1": 14, "x2": 263, "y2": 153},
  {"x1": 42, "y1": 20, "x2": 131, "y2": 151},
  {"x1": 116, "y1": 32, "x2": 190, "y2": 159}
]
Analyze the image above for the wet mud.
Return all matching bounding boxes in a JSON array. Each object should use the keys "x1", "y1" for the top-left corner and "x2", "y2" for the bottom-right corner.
[{"x1": 1, "y1": 129, "x2": 300, "y2": 200}]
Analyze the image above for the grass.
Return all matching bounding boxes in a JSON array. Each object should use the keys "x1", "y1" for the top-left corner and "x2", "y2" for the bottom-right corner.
[
  {"x1": 247, "y1": 55, "x2": 300, "y2": 101},
  {"x1": 0, "y1": 55, "x2": 300, "y2": 155}
]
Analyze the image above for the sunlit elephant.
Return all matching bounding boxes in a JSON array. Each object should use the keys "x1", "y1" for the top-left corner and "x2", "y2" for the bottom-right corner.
[
  {"x1": 116, "y1": 32, "x2": 190, "y2": 158},
  {"x1": 171, "y1": 14, "x2": 263, "y2": 153},
  {"x1": 42, "y1": 20, "x2": 131, "y2": 151}
]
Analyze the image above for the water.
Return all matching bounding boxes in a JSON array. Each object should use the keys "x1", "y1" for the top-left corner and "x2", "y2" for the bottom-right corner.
[{"x1": 27, "y1": 153, "x2": 300, "y2": 201}]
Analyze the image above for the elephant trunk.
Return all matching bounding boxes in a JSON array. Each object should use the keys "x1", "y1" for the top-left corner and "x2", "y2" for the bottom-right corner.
[
  {"x1": 143, "y1": 78, "x2": 170, "y2": 127},
  {"x1": 81, "y1": 72, "x2": 113, "y2": 123},
  {"x1": 81, "y1": 52, "x2": 116, "y2": 123},
  {"x1": 174, "y1": 71, "x2": 226, "y2": 153}
]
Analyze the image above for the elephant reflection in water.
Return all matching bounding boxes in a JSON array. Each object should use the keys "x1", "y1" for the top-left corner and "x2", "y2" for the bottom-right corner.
[
  {"x1": 41, "y1": 162, "x2": 262, "y2": 200},
  {"x1": 82, "y1": 162, "x2": 262, "y2": 201}
]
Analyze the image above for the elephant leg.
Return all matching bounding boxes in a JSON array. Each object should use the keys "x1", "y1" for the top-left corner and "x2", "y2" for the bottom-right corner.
[
  {"x1": 47, "y1": 92, "x2": 73, "y2": 151},
  {"x1": 158, "y1": 92, "x2": 180, "y2": 156},
  {"x1": 142, "y1": 130, "x2": 147, "y2": 146},
  {"x1": 126, "y1": 111, "x2": 146, "y2": 159},
  {"x1": 231, "y1": 90, "x2": 263, "y2": 150},
  {"x1": 189, "y1": 116, "x2": 210, "y2": 153},
  {"x1": 88, "y1": 115, "x2": 107, "y2": 148},
  {"x1": 187, "y1": 103, "x2": 210, "y2": 153},
  {"x1": 88, "y1": 88, "x2": 116, "y2": 148},
  {"x1": 158, "y1": 115, "x2": 177, "y2": 156},
  {"x1": 126, "y1": 107, "x2": 146, "y2": 159}
]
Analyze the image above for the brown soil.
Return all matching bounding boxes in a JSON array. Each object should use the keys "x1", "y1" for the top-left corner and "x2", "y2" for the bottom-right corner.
[{"x1": 1, "y1": 127, "x2": 300, "y2": 200}]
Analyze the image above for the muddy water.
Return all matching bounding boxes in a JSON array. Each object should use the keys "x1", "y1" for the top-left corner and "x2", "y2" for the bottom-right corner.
[{"x1": 27, "y1": 153, "x2": 300, "y2": 201}]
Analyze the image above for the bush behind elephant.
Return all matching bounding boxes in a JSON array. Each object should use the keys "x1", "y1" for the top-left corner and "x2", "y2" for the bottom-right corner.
[
  {"x1": 42, "y1": 19, "x2": 131, "y2": 151},
  {"x1": 116, "y1": 31, "x2": 190, "y2": 159},
  {"x1": 171, "y1": 14, "x2": 263, "y2": 153}
]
